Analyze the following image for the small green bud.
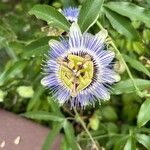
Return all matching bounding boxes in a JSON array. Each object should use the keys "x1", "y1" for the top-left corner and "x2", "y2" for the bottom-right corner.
[
  {"x1": 17, "y1": 86, "x2": 34, "y2": 98},
  {"x1": 0, "y1": 90, "x2": 6, "y2": 102},
  {"x1": 89, "y1": 114, "x2": 99, "y2": 130},
  {"x1": 52, "y1": 2, "x2": 62, "y2": 8},
  {"x1": 114, "y1": 60, "x2": 125, "y2": 74}
]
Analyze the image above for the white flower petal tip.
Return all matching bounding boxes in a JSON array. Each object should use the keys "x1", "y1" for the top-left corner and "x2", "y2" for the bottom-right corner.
[
  {"x1": 105, "y1": 94, "x2": 111, "y2": 101},
  {"x1": 115, "y1": 74, "x2": 121, "y2": 82},
  {"x1": 48, "y1": 40, "x2": 56, "y2": 47},
  {"x1": 97, "y1": 29, "x2": 108, "y2": 43},
  {"x1": 41, "y1": 78, "x2": 47, "y2": 86},
  {"x1": 70, "y1": 22, "x2": 81, "y2": 33},
  {"x1": 111, "y1": 51, "x2": 115, "y2": 56},
  {"x1": 109, "y1": 51, "x2": 115, "y2": 58}
]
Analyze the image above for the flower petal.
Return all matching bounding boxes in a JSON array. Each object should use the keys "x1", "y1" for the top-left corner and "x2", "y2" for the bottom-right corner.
[
  {"x1": 101, "y1": 68, "x2": 121, "y2": 83},
  {"x1": 69, "y1": 23, "x2": 82, "y2": 48},
  {"x1": 91, "y1": 83, "x2": 110, "y2": 100},
  {"x1": 82, "y1": 33, "x2": 104, "y2": 53},
  {"x1": 78, "y1": 93, "x2": 90, "y2": 106},
  {"x1": 55, "y1": 87, "x2": 70, "y2": 104},
  {"x1": 60, "y1": 37, "x2": 69, "y2": 49},
  {"x1": 41, "y1": 75, "x2": 58, "y2": 87},
  {"x1": 47, "y1": 60, "x2": 58, "y2": 72},
  {"x1": 49, "y1": 40, "x2": 66, "y2": 59},
  {"x1": 99, "y1": 50, "x2": 115, "y2": 66}
]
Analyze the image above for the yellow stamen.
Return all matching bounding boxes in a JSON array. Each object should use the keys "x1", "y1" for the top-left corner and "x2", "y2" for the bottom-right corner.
[{"x1": 58, "y1": 54, "x2": 94, "y2": 95}]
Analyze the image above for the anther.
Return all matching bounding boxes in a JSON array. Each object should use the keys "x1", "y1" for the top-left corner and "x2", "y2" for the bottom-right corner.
[
  {"x1": 57, "y1": 57, "x2": 64, "y2": 64},
  {"x1": 68, "y1": 61, "x2": 74, "y2": 69},
  {"x1": 71, "y1": 78, "x2": 78, "y2": 97},
  {"x1": 84, "y1": 54, "x2": 91, "y2": 61}
]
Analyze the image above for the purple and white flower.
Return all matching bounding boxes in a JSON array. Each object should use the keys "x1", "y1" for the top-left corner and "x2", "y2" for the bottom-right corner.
[
  {"x1": 61, "y1": 7, "x2": 79, "y2": 22},
  {"x1": 41, "y1": 23, "x2": 120, "y2": 108}
]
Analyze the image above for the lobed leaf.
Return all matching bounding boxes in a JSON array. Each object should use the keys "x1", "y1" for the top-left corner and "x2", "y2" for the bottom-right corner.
[
  {"x1": 22, "y1": 111, "x2": 64, "y2": 122},
  {"x1": 47, "y1": 97, "x2": 63, "y2": 117},
  {"x1": 42, "y1": 123, "x2": 63, "y2": 150},
  {"x1": 105, "y1": 2, "x2": 150, "y2": 27},
  {"x1": 27, "y1": 85, "x2": 45, "y2": 111},
  {"x1": 0, "y1": 60, "x2": 27, "y2": 86},
  {"x1": 114, "y1": 136, "x2": 128, "y2": 150},
  {"x1": 124, "y1": 136, "x2": 136, "y2": 150},
  {"x1": 123, "y1": 54, "x2": 150, "y2": 78},
  {"x1": 78, "y1": 0, "x2": 104, "y2": 32},
  {"x1": 63, "y1": 120, "x2": 78, "y2": 150},
  {"x1": 29, "y1": 4, "x2": 70, "y2": 31},
  {"x1": 22, "y1": 36, "x2": 52, "y2": 58},
  {"x1": 112, "y1": 79, "x2": 150, "y2": 95},
  {"x1": 137, "y1": 98, "x2": 150, "y2": 127},
  {"x1": 136, "y1": 134, "x2": 150, "y2": 150},
  {"x1": 103, "y1": 7, "x2": 139, "y2": 40}
]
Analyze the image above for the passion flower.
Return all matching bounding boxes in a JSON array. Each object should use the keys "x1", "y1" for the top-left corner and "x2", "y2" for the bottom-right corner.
[
  {"x1": 41, "y1": 23, "x2": 120, "y2": 107},
  {"x1": 61, "y1": 7, "x2": 79, "y2": 22}
]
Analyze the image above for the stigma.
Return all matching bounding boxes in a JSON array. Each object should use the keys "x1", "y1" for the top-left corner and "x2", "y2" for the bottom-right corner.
[{"x1": 57, "y1": 54, "x2": 94, "y2": 97}]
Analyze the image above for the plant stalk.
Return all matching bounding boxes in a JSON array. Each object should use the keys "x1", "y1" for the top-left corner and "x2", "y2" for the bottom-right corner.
[
  {"x1": 73, "y1": 107, "x2": 99, "y2": 150},
  {"x1": 96, "y1": 21, "x2": 144, "y2": 97}
]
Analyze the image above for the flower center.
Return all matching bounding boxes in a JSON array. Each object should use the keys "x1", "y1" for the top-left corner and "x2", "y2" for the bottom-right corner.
[{"x1": 57, "y1": 54, "x2": 94, "y2": 97}]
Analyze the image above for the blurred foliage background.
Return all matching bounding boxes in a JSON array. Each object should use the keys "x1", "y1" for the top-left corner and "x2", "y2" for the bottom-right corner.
[{"x1": 0, "y1": 0, "x2": 150, "y2": 149}]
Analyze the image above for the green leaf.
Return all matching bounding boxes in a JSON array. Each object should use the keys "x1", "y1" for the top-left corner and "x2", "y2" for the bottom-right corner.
[
  {"x1": 123, "y1": 54, "x2": 150, "y2": 78},
  {"x1": 124, "y1": 136, "x2": 136, "y2": 150},
  {"x1": 22, "y1": 111, "x2": 64, "y2": 122},
  {"x1": 0, "y1": 19, "x2": 16, "y2": 42},
  {"x1": 60, "y1": 137, "x2": 68, "y2": 150},
  {"x1": 114, "y1": 136, "x2": 128, "y2": 150},
  {"x1": 9, "y1": 41, "x2": 26, "y2": 53},
  {"x1": 132, "y1": 41, "x2": 145, "y2": 54},
  {"x1": 137, "y1": 98, "x2": 150, "y2": 127},
  {"x1": 63, "y1": 120, "x2": 78, "y2": 150},
  {"x1": 29, "y1": 4, "x2": 70, "y2": 31},
  {"x1": 105, "y1": 2, "x2": 150, "y2": 27},
  {"x1": 42, "y1": 123, "x2": 63, "y2": 150},
  {"x1": 0, "y1": 60, "x2": 27, "y2": 86},
  {"x1": 103, "y1": 7, "x2": 139, "y2": 40},
  {"x1": 106, "y1": 122, "x2": 119, "y2": 134},
  {"x1": 27, "y1": 85, "x2": 45, "y2": 111},
  {"x1": 17, "y1": 86, "x2": 34, "y2": 98},
  {"x1": 22, "y1": 36, "x2": 52, "y2": 58},
  {"x1": 112, "y1": 79, "x2": 150, "y2": 95},
  {"x1": 136, "y1": 134, "x2": 150, "y2": 150},
  {"x1": 47, "y1": 97, "x2": 63, "y2": 117},
  {"x1": 102, "y1": 106, "x2": 118, "y2": 121},
  {"x1": 78, "y1": 0, "x2": 104, "y2": 32},
  {"x1": 60, "y1": 0, "x2": 77, "y2": 7}
]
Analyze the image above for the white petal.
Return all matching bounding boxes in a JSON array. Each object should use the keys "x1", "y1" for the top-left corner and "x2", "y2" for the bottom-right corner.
[
  {"x1": 99, "y1": 51, "x2": 115, "y2": 66},
  {"x1": 96, "y1": 29, "x2": 108, "y2": 43},
  {"x1": 69, "y1": 23, "x2": 82, "y2": 48}
]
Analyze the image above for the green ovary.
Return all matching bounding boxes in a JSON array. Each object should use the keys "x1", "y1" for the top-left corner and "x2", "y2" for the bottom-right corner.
[{"x1": 58, "y1": 54, "x2": 94, "y2": 96}]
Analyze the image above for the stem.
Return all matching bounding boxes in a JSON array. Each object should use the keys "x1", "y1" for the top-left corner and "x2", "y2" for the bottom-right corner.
[
  {"x1": 79, "y1": 133, "x2": 124, "y2": 141},
  {"x1": 6, "y1": 46, "x2": 18, "y2": 61},
  {"x1": 97, "y1": 21, "x2": 143, "y2": 97},
  {"x1": 63, "y1": 106, "x2": 75, "y2": 117},
  {"x1": 77, "y1": 144, "x2": 83, "y2": 150},
  {"x1": 66, "y1": 117, "x2": 76, "y2": 121},
  {"x1": 73, "y1": 107, "x2": 99, "y2": 150},
  {"x1": 110, "y1": 41, "x2": 141, "y2": 93}
]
